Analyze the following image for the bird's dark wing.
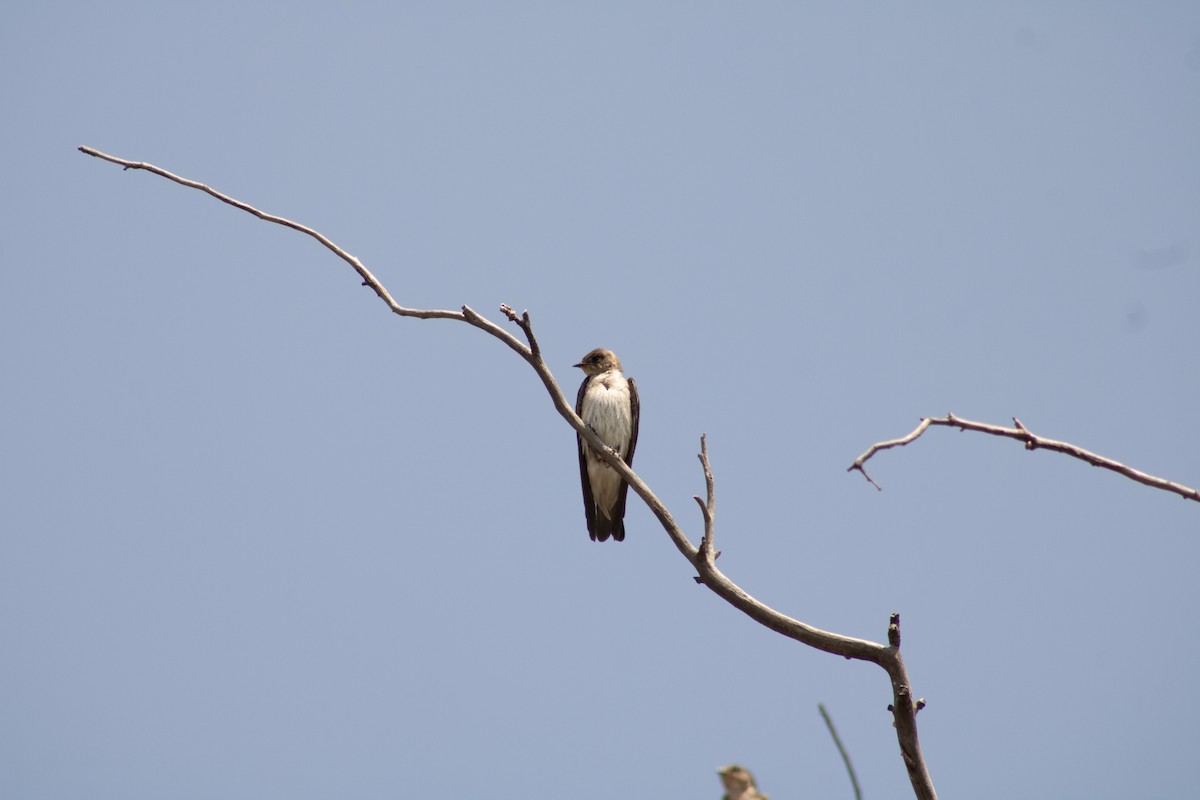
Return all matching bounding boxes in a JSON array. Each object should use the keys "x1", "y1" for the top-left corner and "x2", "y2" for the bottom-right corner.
[
  {"x1": 609, "y1": 377, "x2": 639, "y2": 542},
  {"x1": 625, "y1": 377, "x2": 639, "y2": 468},
  {"x1": 576, "y1": 376, "x2": 598, "y2": 541}
]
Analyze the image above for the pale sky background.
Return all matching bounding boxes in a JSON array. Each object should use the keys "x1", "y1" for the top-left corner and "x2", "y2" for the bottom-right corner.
[{"x1": 3, "y1": 3, "x2": 1198, "y2": 799}]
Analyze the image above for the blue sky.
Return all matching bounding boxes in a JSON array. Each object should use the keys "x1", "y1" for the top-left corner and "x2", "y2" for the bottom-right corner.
[{"x1": 3, "y1": 3, "x2": 1198, "y2": 798}]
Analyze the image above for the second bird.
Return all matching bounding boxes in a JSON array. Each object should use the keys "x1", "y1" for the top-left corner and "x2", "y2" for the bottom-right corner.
[{"x1": 574, "y1": 348, "x2": 640, "y2": 542}]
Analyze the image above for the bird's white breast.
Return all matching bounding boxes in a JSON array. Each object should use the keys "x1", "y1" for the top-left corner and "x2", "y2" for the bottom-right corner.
[
  {"x1": 581, "y1": 371, "x2": 632, "y2": 517},
  {"x1": 581, "y1": 372, "x2": 632, "y2": 458}
]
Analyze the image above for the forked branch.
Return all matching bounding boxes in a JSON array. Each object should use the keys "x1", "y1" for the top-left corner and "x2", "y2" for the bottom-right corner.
[
  {"x1": 80, "y1": 145, "x2": 937, "y2": 800},
  {"x1": 849, "y1": 413, "x2": 1199, "y2": 503}
]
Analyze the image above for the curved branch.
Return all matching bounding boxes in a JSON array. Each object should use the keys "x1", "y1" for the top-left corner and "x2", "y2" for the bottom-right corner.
[
  {"x1": 79, "y1": 146, "x2": 937, "y2": 800},
  {"x1": 848, "y1": 413, "x2": 1199, "y2": 503},
  {"x1": 75, "y1": 148, "x2": 541, "y2": 360}
]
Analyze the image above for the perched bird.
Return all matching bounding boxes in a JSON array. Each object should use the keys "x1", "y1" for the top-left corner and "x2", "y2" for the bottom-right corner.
[
  {"x1": 574, "y1": 348, "x2": 639, "y2": 542},
  {"x1": 717, "y1": 765, "x2": 768, "y2": 800}
]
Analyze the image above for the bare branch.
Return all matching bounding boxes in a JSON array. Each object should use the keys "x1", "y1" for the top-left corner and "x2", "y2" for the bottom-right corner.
[
  {"x1": 849, "y1": 413, "x2": 1199, "y2": 503},
  {"x1": 686, "y1": 450, "x2": 934, "y2": 797},
  {"x1": 694, "y1": 434, "x2": 717, "y2": 565},
  {"x1": 847, "y1": 418, "x2": 933, "y2": 490},
  {"x1": 80, "y1": 146, "x2": 938, "y2": 800},
  {"x1": 500, "y1": 304, "x2": 541, "y2": 359},
  {"x1": 819, "y1": 703, "x2": 863, "y2": 800}
]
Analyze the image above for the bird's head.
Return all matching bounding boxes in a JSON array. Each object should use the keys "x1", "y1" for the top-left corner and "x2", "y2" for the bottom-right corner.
[
  {"x1": 574, "y1": 348, "x2": 622, "y2": 376},
  {"x1": 718, "y1": 765, "x2": 758, "y2": 796}
]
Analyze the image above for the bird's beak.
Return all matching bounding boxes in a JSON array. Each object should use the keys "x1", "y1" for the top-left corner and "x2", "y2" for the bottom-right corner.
[{"x1": 573, "y1": 362, "x2": 584, "y2": 369}]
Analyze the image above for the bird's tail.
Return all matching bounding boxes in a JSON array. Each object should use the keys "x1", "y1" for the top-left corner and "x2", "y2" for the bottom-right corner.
[{"x1": 592, "y1": 517, "x2": 624, "y2": 542}]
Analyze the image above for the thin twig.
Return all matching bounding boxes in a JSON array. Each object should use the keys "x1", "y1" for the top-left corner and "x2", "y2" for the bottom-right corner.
[
  {"x1": 819, "y1": 704, "x2": 863, "y2": 800},
  {"x1": 80, "y1": 146, "x2": 938, "y2": 800},
  {"x1": 848, "y1": 418, "x2": 933, "y2": 490},
  {"x1": 500, "y1": 304, "x2": 541, "y2": 359},
  {"x1": 849, "y1": 413, "x2": 1199, "y2": 503},
  {"x1": 694, "y1": 434, "x2": 718, "y2": 565}
]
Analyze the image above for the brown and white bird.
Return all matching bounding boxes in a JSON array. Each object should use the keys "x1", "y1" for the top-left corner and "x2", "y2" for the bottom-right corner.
[
  {"x1": 574, "y1": 348, "x2": 639, "y2": 542},
  {"x1": 717, "y1": 765, "x2": 768, "y2": 800}
]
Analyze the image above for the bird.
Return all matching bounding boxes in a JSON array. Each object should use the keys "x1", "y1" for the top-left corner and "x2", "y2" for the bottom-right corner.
[
  {"x1": 717, "y1": 765, "x2": 768, "y2": 800},
  {"x1": 574, "y1": 348, "x2": 639, "y2": 542}
]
